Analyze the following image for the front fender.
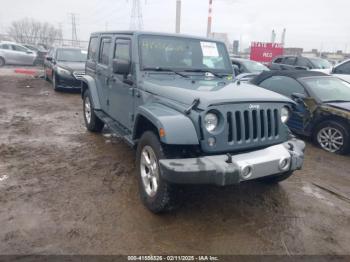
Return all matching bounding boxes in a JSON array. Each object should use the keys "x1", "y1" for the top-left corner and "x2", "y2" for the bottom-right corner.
[
  {"x1": 135, "y1": 103, "x2": 199, "y2": 145},
  {"x1": 81, "y1": 75, "x2": 101, "y2": 110}
]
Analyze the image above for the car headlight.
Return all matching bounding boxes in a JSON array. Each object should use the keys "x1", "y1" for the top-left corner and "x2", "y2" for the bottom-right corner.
[
  {"x1": 56, "y1": 67, "x2": 71, "y2": 77},
  {"x1": 204, "y1": 112, "x2": 219, "y2": 132},
  {"x1": 281, "y1": 107, "x2": 290, "y2": 123}
]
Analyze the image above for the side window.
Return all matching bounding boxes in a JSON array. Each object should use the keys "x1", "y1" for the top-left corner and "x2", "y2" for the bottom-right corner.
[
  {"x1": 98, "y1": 38, "x2": 111, "y2": 65},
  {"x1": 283, "y1": 57, "x2": 297, "y2": 65},
  {"x1": 12, "y1": 45, "x2": 28, "y2": 52},
  {"x1": 296, "y1": 57, "x2": 312, "y2": 68},
  {"x1": 114, "y1": 40, "x2": 130, "y2": 61},
  {"x1": 0, "y1": 44, "x2": 11, "y2": 50},
  {"x1": 273, "y1": 57, "x2": 283, "y2": 64},
  {"x1": 335, "y1": 62, "x2": 350, "y2": 74},
  {"x1": 259, "y1": 76, "x2": 306, "y2": 98},
  {"x1": 88, "y1": 37, "x2": 98, "y2": 61}
]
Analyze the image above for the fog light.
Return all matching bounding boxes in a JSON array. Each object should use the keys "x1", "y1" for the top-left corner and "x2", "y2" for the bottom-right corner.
[
  {"x1": 241, "y1": 165, "x2": 252, "y2": 179},
  {"x1": 279, "y1": 157, "x2": 290, "y2": 171},
  {"x1": 208, "y1": 137, "x2": 216, "y2": 147}
]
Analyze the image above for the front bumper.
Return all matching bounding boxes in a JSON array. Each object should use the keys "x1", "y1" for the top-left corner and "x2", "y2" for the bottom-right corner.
[
  {"x1": 57, "y1": 75, "x2": 82, "y2": 89},
  {"x1": 159, "y1": 138, "x2": 305, "y2": 186}
]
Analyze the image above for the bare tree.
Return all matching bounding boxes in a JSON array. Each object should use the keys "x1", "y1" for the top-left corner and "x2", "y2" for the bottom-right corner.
[{"x1": 7, "y1": 18, "x2": 62, "y2": 46}]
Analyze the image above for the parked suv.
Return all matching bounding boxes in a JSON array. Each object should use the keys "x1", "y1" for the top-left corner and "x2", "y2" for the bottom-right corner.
[
  {"x1": 0, "y1": 41, "x2": 37, "y2": 67},
  {"x1": 270, "y1": 55, "x2": 332, "y2": 74},
  {"x1": 332, "y1": 59, "x2": 350, "y2": 82},
  {"x1": 81, "y1": 31, "x2": 305, "y2": 213}
]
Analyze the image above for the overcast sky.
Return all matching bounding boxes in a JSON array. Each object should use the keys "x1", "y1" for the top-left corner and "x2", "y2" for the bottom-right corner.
[{"x1": 0, "y1": 0, "x2": 349, "y2": 52}]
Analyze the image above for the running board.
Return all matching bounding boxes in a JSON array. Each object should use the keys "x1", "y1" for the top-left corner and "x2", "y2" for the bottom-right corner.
[{"x1": 95, "y1": 110, "x2": 135, "y2": 147}]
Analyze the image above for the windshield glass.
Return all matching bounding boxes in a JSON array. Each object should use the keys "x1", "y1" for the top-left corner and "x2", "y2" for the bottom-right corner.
[
  {"x1": 242, "y1": 60, "x2": 269, "y2": 73},
  {"x1": 309, "y1": 58, "x2": 331, "y2": 69},
  {"x1": 139, "y1": 35, "x2": 232, "y2": 74},
  {"x1": 56, "y1": 49, "x2": 87, "y2": 62},
  {"x1": 302, "y1": 77, "x2": 350, "y2": 102}
]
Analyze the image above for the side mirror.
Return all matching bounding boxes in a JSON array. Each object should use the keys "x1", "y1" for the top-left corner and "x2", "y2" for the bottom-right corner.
[
  {"x1": 46, "y1": 56, "x2": 53, "y2": 62},
  {"x1": 113, "y1": 58, "x2": 131, "y2": 75},
  {"x1": 291, "y1": 92, "x2": 307, "y2": 103},
  {"x1": 232, "y1": 64, "x2": 240, "y2": 76}
]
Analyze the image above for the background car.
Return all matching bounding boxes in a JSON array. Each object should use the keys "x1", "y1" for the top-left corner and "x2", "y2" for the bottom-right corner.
[
  {"x1": 0, "y1": 41, "x2": 37, "y2": 67},
  {"x1": 332, "y1": 59, "x2": 350, "y2": 82},
  {"x1": 251, "y1": 70, "x2": 350, "y2": 154},
  {"x1": 22, "y1": 44, "x2": 48, "y2": 65},
  {"x1": 269, "y1": 55, "x2": 332, "y2": 74},
  {"x1": 44, "y1": 47, "x2": 87, "y2": 91},
  {"x1": 231, "y1": 58, "x2": 270, "y2": 76}
]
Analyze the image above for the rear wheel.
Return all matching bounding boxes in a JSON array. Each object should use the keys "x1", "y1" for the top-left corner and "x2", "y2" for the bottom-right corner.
[
  {"x1": 0, "y1": 57, "x2": 5, "y2": 67},
  {"x1": 83, "y1": 90, "x2": 104, "y2": 132},
  {"x1": 314, "y1": 121, "x2": 349, "y2": 154},
  {"x1": 136, "y1": 131, "x2": 179, "y2": 213}
]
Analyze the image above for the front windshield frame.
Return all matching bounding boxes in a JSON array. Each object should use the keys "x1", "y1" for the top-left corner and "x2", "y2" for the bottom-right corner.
[
  {"x1": 301, "y1": 76, "x2": 350, "y2": 102},
  {"x1": 138, "y1": 34, "x2": 233, "y2": 74},
  {"x1": 56, "y1": 48, "x2": 87, "y2": 62}
]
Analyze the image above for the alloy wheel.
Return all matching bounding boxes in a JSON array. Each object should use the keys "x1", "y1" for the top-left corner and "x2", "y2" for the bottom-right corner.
[
  {"x1": 140, "y1": 145, "x2": 159, "y2": 197},
  {"x1": 84, "y1": 96, "x2": 92, "y2": 124},
  {"x1": 317, "y1": 126, "x2": 344, "y2": 153}
]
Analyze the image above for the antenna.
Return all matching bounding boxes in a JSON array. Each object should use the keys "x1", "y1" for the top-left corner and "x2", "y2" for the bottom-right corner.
[{"x1": 129, "y1": 0, "x2": 143, "y2": 30}]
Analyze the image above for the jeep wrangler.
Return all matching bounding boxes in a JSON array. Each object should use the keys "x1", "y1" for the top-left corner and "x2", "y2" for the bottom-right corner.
[{"x1": 81, "y1": 31, "x2": 305, "y2": 213}]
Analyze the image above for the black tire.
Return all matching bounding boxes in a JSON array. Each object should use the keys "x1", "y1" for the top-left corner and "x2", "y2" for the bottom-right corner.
[
  {"x1": 136, "y1": 131, "x2": 179, "y2": 213},
  {"x1": 0, "y1": 57, "x2": 5, "y2": 67},
  {"x1": 259, "y1": 171, "x2": 294, "y2": 184},
  {"x1": 83, "y1": 89, "x2": 104, "y2": 132},
  {"x1": 44, "y1": 67, "x2": 49, "y2": 81},
  {"x1": 52, "y1": 72, "x2": 59, "y2": 91},
  {"x1": 314, "y1": 120, "x2": 350, "y2": 155}
]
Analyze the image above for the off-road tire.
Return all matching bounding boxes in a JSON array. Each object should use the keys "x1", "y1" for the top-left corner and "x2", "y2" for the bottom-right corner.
[
  {"x1": 136, "y1": 131, "x2": 179, "y2": 213},
  {"x1": 83, "y1": 89, "x2": 104, "y2": 132},
  {"x1": 314, "y1": 120, "x2": 350, "y2": 155},
  {"x1": 259, "y1": 171, "x2": 294, "y2": 184},
  {"x1": 0, "y1": 57, "x2": 5, "y2": 67}
]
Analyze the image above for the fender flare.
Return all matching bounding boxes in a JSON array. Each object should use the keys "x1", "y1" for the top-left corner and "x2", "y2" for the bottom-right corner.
[
  {"x1": 135, "y1": 103, "x2": 199, "y2": 145},
  {"x1": 81, "y1": 75, "x2": 101, "y2": 110}
]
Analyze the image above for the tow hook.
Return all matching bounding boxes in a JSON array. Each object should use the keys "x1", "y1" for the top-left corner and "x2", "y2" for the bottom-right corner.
[{"x1": 226, "y1": 153, "x2": 233, "y2": 164}]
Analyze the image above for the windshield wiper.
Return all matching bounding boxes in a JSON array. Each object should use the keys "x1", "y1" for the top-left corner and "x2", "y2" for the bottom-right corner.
[
  {"x1": 184, "y1": 69, "x2": 224, "y2": 78},
  {"x1": 143, "y1": 67, "x2": 189, "y2": 78},
  {"x1": 324, "y1": 100, "x2": 350, "y2": 103}
]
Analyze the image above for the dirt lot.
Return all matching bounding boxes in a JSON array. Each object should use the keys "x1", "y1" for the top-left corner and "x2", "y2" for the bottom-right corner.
[{"x1": 0, "y1": 74, "x2": 350, "y2": 255}]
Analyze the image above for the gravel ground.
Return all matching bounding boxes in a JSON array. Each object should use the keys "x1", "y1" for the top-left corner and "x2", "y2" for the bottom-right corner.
[{"x1": 0, "y1": 74, "x2": 349, "y2": 255}]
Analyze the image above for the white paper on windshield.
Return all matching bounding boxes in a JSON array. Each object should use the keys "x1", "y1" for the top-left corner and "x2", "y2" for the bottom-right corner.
[{"x1": 200, "y1": 42, "x2": 219, "y2": 57}]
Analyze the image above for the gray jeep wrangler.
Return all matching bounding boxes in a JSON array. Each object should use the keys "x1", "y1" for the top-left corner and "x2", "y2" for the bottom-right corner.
[{"x1": 81, "y1": 31, "x2": 305, "y2": 213}]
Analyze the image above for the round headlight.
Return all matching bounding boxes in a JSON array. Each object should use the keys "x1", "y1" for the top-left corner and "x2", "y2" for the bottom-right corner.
[
  {"x1": 204, "y1": 112, "x2": 219, "y2": 132},
  {"x1": 281, "y1": 107, "x2": 290, "y2": 123}
]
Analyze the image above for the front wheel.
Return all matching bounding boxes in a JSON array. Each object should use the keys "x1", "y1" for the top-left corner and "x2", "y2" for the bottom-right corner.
[
  {"x1": 314, "y1": 121, "x2": 349, "y2": 154},
  {"x1": 52, "y1": 72, "x2": 59, "y2": 91},
  {"x1": 136, "y1": 131, "x2": 179, "y2": 213},
  {"x1": 0, "y1": 57, "x2": 5, "y2": 67},
  {"x1": 83, "y1": 90, "x2": 104, "y2": 132}
]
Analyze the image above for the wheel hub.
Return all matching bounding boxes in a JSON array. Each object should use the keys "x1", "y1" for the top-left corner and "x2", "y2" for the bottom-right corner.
[
  {"x1": 84, "y1": 97, "x2": 91, "y2": 124},
  {"x1": 317, "y1": 127, "x2": 343, "y2": 153},
  {"x1": 140, "y1": 145, "x2": 159, "y2": 197}
]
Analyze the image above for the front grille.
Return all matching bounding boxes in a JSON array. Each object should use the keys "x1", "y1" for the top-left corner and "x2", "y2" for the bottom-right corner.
[
  {"x1": 227, "y1": 108, "x2": 279, "y2": 144},
  {"x1": 73, "y1": 71, "x2": 85, "y2": 80}
]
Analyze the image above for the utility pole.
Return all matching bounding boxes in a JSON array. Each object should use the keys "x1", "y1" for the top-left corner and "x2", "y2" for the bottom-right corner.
[
  {"x1": 281, "y1": 28, "x2": 286, "y2": 46},
  {"x1": 130, "y1": 0, "x2": 143, "y2": 30},
  {"x1": 206, "y1": 0, "x2": 213, "y2": 37},
  {"x1": 271, "y1": 29, "x2": 276, "y2": 43},
  {"x1": 69, "y1": 13, "x2": 78, "y2": 47},
  {"x1": 175, "y1": 0, "x2": 181, "y2": 33}
]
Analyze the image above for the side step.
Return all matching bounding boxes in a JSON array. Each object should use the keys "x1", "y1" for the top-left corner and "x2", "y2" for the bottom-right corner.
[{"x1": 95, "y1": 110, "x2": 135, "y2": 147}]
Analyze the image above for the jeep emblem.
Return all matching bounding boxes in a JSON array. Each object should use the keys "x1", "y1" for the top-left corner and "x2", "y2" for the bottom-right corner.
[{"x1": 249, "y1": 104, "x2": 260, "y2": 110}]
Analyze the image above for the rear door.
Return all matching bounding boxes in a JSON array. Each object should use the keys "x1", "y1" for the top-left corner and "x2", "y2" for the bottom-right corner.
[
  {"x1": 109, "y1": 37, "x2": 134, "y2": 129},
  {"x1": 96, "y1": 36, "x2": 112, "y2": 113},
  {"x1": 0, "y1": 44, "x2": 17, "y2": 64}
]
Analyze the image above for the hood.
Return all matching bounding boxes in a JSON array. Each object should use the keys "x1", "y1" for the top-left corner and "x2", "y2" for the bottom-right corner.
[
  {"x1": 56, "y1": 61, "x2": 85, "y2": 72},
  {"x1": 325, "y1": 102, "x2": 350, "y2": 112},
  {"x1": 142, "y1": 75, "x2": 293, "y2": 109}
]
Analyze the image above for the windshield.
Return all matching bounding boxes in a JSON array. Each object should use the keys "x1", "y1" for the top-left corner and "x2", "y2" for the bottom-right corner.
[
  {"x1": 309, "y1": 58, "x2": 331, "y2": 69},
  {"x1": 242, "y1": 60, "x2": 269, "y2": 73},
  {"x1": 139, "y1": 35, "x2": 232, "y2": 74},
  {"x1": 302, "y1": 77, "x2": 350, "y2": 102},
  {"x1": 56, "y1": 49, "x2": 87, "y2": 62}
]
